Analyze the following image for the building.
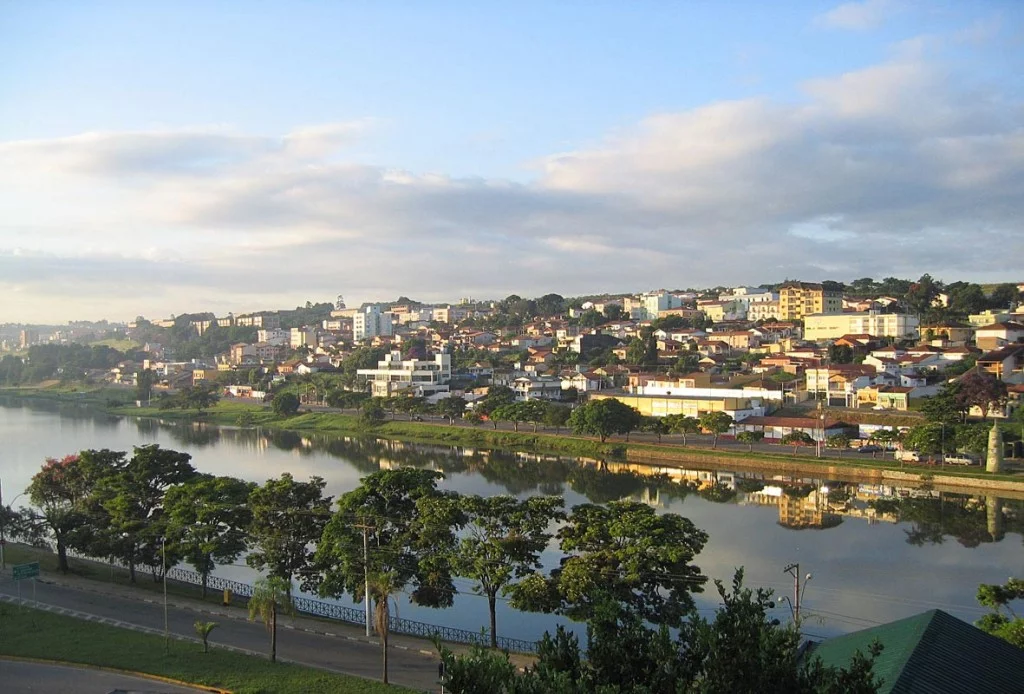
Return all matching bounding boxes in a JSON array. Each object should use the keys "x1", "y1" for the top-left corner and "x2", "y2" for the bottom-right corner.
[
  {"x1": 803, "y1": 311, "x2": 919, "y2": 341},
  {"x1": 977, "y1": 345, "x2": 1024, "y2": 382},
  {"x1": 18, "y1": 329, "x2": 39, "y2": 349},
  {"x1": 974, "y1": 321, "x2": 1024, "y2": 351},
  {"x1": 353, "y1": 305, "x2": 395, "y2": 341},
  {"x1": 236, "y1": 313, "x2": 280, "y2": 329},
  {"x1": 589, "y1": 392, "x2": 767, "y2": 421},
  {"x1": 357, "y1": 350, "x2": 451, "y2": 398},
  {"x1": 778, "y1": 282, "x2": 842, "y2": 321},
  {"x1": 968, "y1": 309, "x2": 1014, "y2": 327},
  {"x1": 804, "y1": 609, "x2": 1024, "y2": 694},
  {"x1": 511, "y1": 375, "x2": 564, "y2": 401},
  {"x1": 289, "y1": 326, "x2": 317, "y2": 349},
  {"x1": 747, "y1": 300, "x2": 781, "y2": 322}
]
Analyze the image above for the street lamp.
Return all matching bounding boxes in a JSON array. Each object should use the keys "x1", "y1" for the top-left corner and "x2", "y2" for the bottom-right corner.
[{"x1": 162, "y1": 536, "x2": 169, "y2": 653}]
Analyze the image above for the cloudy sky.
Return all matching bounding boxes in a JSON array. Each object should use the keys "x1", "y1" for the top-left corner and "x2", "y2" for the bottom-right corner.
[{"x1": 1, "y1": 1, "x2": 1022, "y2": 323}]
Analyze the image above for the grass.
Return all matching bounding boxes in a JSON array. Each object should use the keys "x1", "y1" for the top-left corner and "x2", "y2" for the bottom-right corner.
[
  {"x1": 10, "y1": 387, "x2": 1024, "y2": 487},
  {"x1": 0, "y1": 603, "x2": 408, "y2": 694}
]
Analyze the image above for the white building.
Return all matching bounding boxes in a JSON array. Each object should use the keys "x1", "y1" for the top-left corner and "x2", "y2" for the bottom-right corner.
[
  {"x1": 804, "y1": 312, "x2": 920, "y2": 341},
  {"x1": 747, "y1": 301, "x2": 781, "y2": 322},
  {"x1": 258, "y1": 328, "x2": 290, "y2": 345},
  {"x1": 718, "y1": 287, "x2": 779, "y2": 319},
  {"x1": 289, "y1": 326, "x2": 318, "y2": 349},
  {"x1": 357, "y1": 350, "x2": 451, "y2": 398},
  {"x1": 353, "y1": 305, "x2": 396, "y2": 341}
]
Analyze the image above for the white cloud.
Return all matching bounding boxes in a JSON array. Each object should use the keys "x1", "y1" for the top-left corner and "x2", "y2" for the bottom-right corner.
[
  {"x1": 817, "y1": 0, "x2": 894, "y2": 31},
  {"x1": 1, "y1": 55, "x2": 1022, "y2": 322}
]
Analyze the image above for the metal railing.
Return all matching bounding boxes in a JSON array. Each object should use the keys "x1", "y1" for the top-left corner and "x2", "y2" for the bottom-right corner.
[{"x1": 68, "y1": 552, "x2": 539, "y2": 652}]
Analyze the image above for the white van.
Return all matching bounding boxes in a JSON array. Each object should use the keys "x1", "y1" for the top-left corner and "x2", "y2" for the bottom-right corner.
[{"x1": 894, "y1": 450, "x2": 921, "y2": 462}]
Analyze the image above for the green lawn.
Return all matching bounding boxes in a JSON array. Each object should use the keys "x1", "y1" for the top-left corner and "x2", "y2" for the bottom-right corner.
[{"x1": 0, "y1": 603, "x2": 409, "y2": 694}]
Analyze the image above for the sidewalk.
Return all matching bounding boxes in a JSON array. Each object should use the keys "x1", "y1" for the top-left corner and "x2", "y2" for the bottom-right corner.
[{"x1": 4, "y1": 563, "x2": 537, "y2": 671}]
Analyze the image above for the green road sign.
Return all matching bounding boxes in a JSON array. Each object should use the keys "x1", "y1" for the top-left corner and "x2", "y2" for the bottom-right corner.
[{"x1": 12, "y1": 562, "x2": 39, "y2": 581}]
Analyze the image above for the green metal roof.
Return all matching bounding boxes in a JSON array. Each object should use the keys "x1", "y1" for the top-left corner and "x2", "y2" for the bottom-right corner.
[{"x1": 806, "y1": 609, "x2": 1024, "y2": 693}]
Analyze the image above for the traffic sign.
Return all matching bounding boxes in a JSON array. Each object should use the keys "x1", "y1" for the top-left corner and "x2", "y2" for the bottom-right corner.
[{"x1": 12, "y1": 562, "x2": 39, "y2": 581}]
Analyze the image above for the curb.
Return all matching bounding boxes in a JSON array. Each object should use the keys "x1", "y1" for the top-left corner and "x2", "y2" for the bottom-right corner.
[{"x1": 0, "y1": 654, "x2": 232, "y2": 693}]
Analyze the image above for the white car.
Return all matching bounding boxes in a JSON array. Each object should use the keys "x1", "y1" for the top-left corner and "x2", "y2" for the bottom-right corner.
[{"x1": 942, "y1": 454, "x2": 977, "y2": 466}]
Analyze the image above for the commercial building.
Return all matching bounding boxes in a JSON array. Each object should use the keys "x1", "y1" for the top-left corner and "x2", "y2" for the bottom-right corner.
[
  {"x1": 778, "y1": 282, "x2": 842, "y2": 321},
  {"x1": 804, "y1": 311, "x2": 919, "y2": 341},
  {"x1": 357, "y1": 350, "x2": 451, "y2": 398},
  {"x1": 589, "y1": 392, "x2": 767, "y2": 421}
]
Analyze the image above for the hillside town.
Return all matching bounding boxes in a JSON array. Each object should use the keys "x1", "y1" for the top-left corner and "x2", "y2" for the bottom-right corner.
[{"x1": 4, "y1": 279, "x2": 1023, "y2": 454}]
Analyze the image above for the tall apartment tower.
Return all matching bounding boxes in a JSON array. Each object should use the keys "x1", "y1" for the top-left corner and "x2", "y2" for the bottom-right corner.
[
  {"x1": 778, "y1": 282, "x2": 842, "y2": 321},
  {"x1": 353, "y1": 305, "x2": 395, "y2": 341}
]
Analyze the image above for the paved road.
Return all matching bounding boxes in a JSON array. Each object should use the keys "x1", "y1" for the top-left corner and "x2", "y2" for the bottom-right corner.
[
  {"x1": 0, "y1": 574, "x2": 443, "y2": 692},
  {"x1": 0, "y1": 658, "x2": 204, "y2": 693}
]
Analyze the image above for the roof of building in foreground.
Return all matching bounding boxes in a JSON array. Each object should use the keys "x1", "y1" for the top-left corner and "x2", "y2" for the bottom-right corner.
[{"x1": 803, "y1": 609, "x2": 1024, "y2": 694}]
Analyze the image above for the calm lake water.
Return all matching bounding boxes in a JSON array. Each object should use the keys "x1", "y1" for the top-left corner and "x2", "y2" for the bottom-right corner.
[{"x1": 2, "y1": 398, "x2": 1021, "y2": 642}]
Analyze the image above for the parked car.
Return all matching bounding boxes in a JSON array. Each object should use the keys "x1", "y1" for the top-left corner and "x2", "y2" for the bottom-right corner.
[
  {"x1": 943, "y1": 454, "x2": 978, "y2": 466},
  {"x1": 858, "y1": 445, "x2": 884, "y2": 454}
]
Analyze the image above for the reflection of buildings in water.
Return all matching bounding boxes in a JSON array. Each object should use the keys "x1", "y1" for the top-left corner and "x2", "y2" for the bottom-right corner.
[
  {"x1": 602, "y1": 461, "x2": 737, "y2": 491},
  {"x1": 777, "y1": 488, "x2": 842, "y2": 529}
]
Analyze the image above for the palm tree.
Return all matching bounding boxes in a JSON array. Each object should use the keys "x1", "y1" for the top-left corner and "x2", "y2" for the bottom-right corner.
[
  {"x1": 371, "y1": 571, "x2": 399, "y2": 684},
  {"x1": 248, "y1": 576, "x2": 292, "y2": 662}
]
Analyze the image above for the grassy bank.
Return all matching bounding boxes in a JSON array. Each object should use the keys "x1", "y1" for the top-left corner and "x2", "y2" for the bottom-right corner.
[
  {"x1": 0, "y1": 603, "x2": 407, "y2": 694},
  {"x1": 9, "y1": 385, "x2": 1023, "y2": 488}
]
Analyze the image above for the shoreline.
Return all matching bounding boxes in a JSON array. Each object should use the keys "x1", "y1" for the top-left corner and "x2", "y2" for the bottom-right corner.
[{"x1": 5, "y1": 386, "x2": 1024, "y2": 495}]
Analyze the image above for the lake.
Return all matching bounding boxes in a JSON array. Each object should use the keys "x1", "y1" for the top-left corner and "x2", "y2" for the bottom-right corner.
[{"x1": 1, "y1": 398, "x2": 1020, "y2": 643}]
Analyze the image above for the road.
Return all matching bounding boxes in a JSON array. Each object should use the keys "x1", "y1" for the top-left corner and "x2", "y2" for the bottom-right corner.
[
  {"x1": 0, "y1": 658, "x2": 206, "y2": 693},
  {"x1": 0, "y1": 573, "x2": 443, "y2": 692}
]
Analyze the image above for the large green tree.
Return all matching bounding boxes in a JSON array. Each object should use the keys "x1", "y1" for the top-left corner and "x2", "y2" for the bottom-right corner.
[
  {"x1": 956, "y1": 370, "x2": 1008, "y2": 420},
  {"x1": 165, "y1": 474, "x2": 254, "y2": 597},
  {"x1": 511, "y1": 501, "x2": 708, "y2": 627},
  {"x1": 93, "y1": 445, "x2": 197, "y2": 582},
  {"x1": 975, "y1": 578, "x2": 1024, "y2": 649},
  {"x1": 313, "y1": 468, "x2": 462, "y2": 683},
  {"x1": 246, "y1": 473, "x2": 332, "y2": 598},
  {"x1": 568, "y1": 399, "x2": 642, "y2": 443},
  {"x1": 452, "y1": 495, "x2": 564, "y2": 648},
  {"x1": 699, "y1": 411, "x2": 735, "y2": 449},
  {"x1": 664, "y1": 414, "x2": 701, "y2": 445}
]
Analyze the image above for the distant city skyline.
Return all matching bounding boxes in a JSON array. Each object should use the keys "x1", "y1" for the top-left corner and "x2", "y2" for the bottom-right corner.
[{"x1": 2, "y1": 1, "x2": 1022, "y2": 323}]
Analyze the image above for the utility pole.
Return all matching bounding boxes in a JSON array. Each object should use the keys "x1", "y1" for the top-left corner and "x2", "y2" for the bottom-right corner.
[
  {"x1": 163, "y1": 536, "x2": 169, "y2": 653},
  {"x1": 783, "y1": 563, "x2": 813, "y2": 626},
  {"x1": 1, "y1": 476, "x2": 5, "y2": 571},
  {"x1": 355, "y1": 522, "x2": 373, "y2": 637}
]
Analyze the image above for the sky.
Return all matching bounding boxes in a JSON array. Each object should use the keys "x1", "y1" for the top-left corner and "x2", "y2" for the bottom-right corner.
[{"x1": 1, "y1": 0, "x2": 1022, "y2": 323}]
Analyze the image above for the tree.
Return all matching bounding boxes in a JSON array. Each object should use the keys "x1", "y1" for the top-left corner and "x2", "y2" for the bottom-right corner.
[
  {"x1": 271, "y1": 392, "x2": 300, "y2": 417},
  {"x1": 641, "y1": 416, "x2": 668, "y2": 443},
  {"x1": 193, "y1": 620, "x2": 218, "y2": 653},
  {"x1": 476, "y1": 385, "x2": 515, "y2": 419},
  {"x1": 26, "y1": 451, "x2": 120, "y2": 573},
  {"x1": 781, "y1": 431, "x2": 815, "y2": 454},
  {"x1": 359, "y1": 398, "x2": 386, "y2": 427},
  {"x1": 664, "y1": 414, "x2": 701, "y2": 445},
  {"x1": 901, "y1": 424, "x2": 945, "y2": 455},
  {"x1": 826, "y1": 434, "x2": 851, "y2": 457},
  {"x1": 135, "y1": 368, "x2": 157, "y2": 403},
  {"x1": 94, "y1": 445, "x2": 197, "y2": 582},
  {"x1": 737, "y1": 431, "x2": 765, "y2": 452},
  {"x1": 568, "y1": 399, "x2": 643, "y2": 443},
  {"x1": 827, "y1": 344, "x2": 854, "y2": 364},
  {"x1": 246, "y1": 473, "x2": 332, "y2": 599},
  {"x1": 975, "y1": 578, "x2": 1024, "y2": 649},
  {"x1": 957, "y1": 370, "x2": 1008, "y2": 420},
  {"x1": 988, "y1": 283, "x2": 1021, "y2": 310},
  {"x1": 491, "y1": 402, "x2": 527, "y2": 432},
  {"x1": 625, "y1": 338, "x2": 647, "y2": 366},
  {"x1": 248, "y1": 576, "x2": 293, "y2": 662},
  {"x1": 181, "y1": 384, "x2": 220, "y2": 412},
  {"x1": 921, "y1": 382, "x2": 967, "y2": 424},
  {"x1": 437, "y1": 396, "x2": 468, "y2": 424},
  {"x1": 543, "y1": 402, "x2": 572, "y2": 432},
  {"x1": 164, "y1": 474, "x2": 253, "y2": 598},
  {"x1": 452, "y1": 495, "x2": 564, "y2": 648},
  {"x1": 699, "y1": 411, "x2": 735, "y2": 449},
  {"x1": 905, "y1": 274, "x2": 939, "y2": 316},
  {"x1": 511, "y1": 501, "x2": 708, "y2": 627},
  {"x1": 314, "y1": 469, "x2": 462, "y2": 684}
]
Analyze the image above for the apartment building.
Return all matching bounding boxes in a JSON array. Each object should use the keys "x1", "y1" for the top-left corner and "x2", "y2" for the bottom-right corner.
[
  {"x1": 353, "y1": 305, "x2": 396, "y2": 341},
  {"x1": 804, "y1": 311, "x2": 920, "y2": 341},
  {"x1": 778, "y1": 282, "x2": 842, "y2": 321},
  {"x1": 357, "y1": 350, "x2": 452, "y2": 398}
]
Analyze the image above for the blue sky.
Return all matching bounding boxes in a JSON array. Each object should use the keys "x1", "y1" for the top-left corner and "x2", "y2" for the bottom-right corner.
[{"x1": 1, "y1": 1, "x2": 1022, "y2": 322}]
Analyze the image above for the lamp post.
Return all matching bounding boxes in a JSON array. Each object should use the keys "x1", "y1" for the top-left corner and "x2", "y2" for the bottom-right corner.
[{"x1": 783, "y1": 563, "x2": 813, "y2": 626}]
